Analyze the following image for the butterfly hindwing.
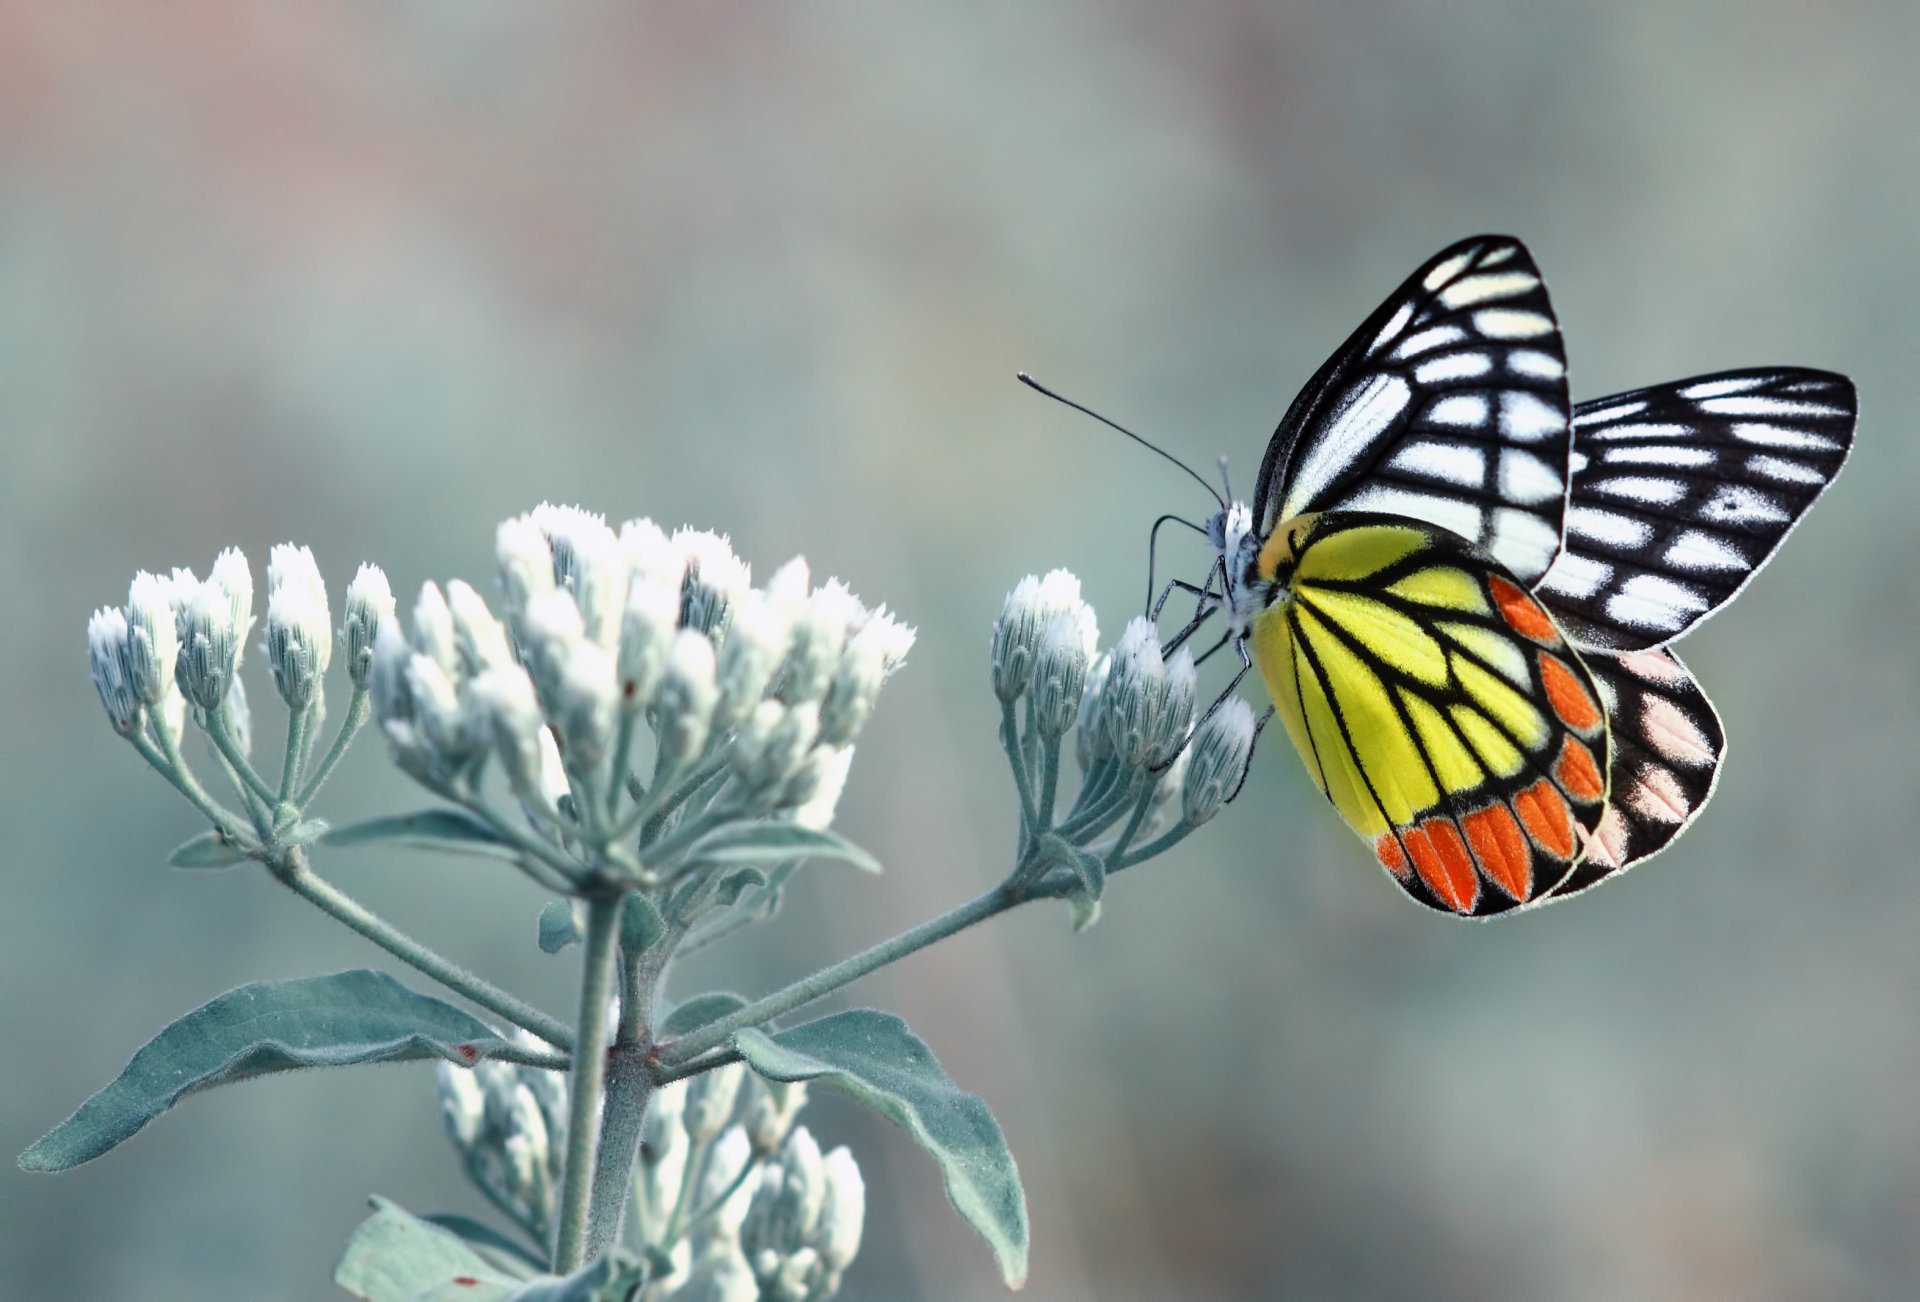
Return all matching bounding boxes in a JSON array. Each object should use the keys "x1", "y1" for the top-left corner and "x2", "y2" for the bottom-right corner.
[
  {"x1": 1535, "y1": 368, "x2": 1855, "y2": 651},
  {"x1": 1248, "y1": 513, "x2": 1609, "y2": 917},
  {"x1": 1548, "y1": 647, "x2": 1725, "y2": 898},
  {"x1": 1252, "y1": 235, "x2": 1573, "y2": 586}
]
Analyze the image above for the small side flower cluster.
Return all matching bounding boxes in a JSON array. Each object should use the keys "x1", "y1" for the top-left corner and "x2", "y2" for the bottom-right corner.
[
  {"x1": 368, "y1": 505, "x2": 912, "y2": 893},
  {"x1": 990, "y1": 571, "x2": 1257, "y2": 917},
  {"x1": 438, "y1": 1058, "x2": 865, "y2": 1300}
]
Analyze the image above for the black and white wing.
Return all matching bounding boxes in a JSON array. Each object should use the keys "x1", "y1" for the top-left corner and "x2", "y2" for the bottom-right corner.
[
  {"x1": 1535, "y1": 369, "x2": 1855, "y2": 651},
  {"x1": 1548, "y1": 647, "x2": 1725, "y2": 899},
  {"x1": 1252, "y1": 235, "x2": 1573, "y2": 585}
]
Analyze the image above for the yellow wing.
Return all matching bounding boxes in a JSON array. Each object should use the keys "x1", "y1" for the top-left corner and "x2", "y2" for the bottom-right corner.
[{"x1": 1250, "y1": 512, "x2": 1611, "y2": 917}]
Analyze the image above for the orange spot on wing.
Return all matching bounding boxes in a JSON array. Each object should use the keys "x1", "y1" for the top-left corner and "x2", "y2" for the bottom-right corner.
[
  {"x1": 1539, "y1": 654, "x2": 1603, "y2": 732},
  {"x1": 1407, "y1": 819, "x2": 1478, "y2": 914},
  {"x1": 1554, "y1": 736, "x2": 1605, "y2": 801},
  {"x1": 1489, "y1": 575, "x2": 1559, "y2": 644},
  {"x1": 1462, "y1": 805, "x2": 1532, "y2": 902},
  {"x1": 1376, "y1": 834, "x2": 1409, "y2": 879},
  {"x1": 1514, "y1": 780, "x2": 1575, "y2": 859}
]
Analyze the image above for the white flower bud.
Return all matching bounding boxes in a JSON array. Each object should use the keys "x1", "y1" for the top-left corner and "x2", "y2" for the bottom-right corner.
[
  {"x1": 618, "y1": 578, "x2": 679, "y2": 715},
  {"x1": 265, "y1": 563, "x2": 333, "y2": 712},
  {"x1": 535, "y1": 504, "x2": 627, "y2": 650},
  {"x1": 410, "y1": 583, "x2": 459, "y2": 677},
  {"x1": 777, "y1": 580, "x2": 864, "y2": 705},
  {"x1": 226, "y1": 676, "x2": 254, "y2": 756},
  {"x1": 151, "y1": 684, "x2": 187, "y2": 748},
  {"x1": 651, "y1": 630, "x2": 718, "y2": 765},
  {"x1": 618, "y1": 516, "x2": 682, "y2": 591},
  {"x1": 472, "y1": 665, "x2": 544, "y2": 800},
  {"x1": 1075, "y1": 652, "x2": 1113, "y2": 772},
  {"x1": 698, "y1": 1126, "x2": 757, "y2": 1240},
  {"x1": 435, "y1": 1063, "x2": 486, "y2": 1150},
  {"x1": 675, "y1": 1250, "x2": 758, "y2": 1302},
  {"x1": 496, "y1": 515, "x2": 557, "y2": 623},
  {"x1": 339, "y1": 564, "x2": 395, "y2": 689},
  {"x1": 125, "y1": 572, "x2": 180, "y2": 706},
  {"x1": 176, "y1": 578, "x2": 242, "y2": 710},
  {"x1": 762, "y1": 556, "x2": 811, "y2": 621},
  {"x1": 713, "y1": 590, "x2": 791, "y2": 731},
  {"x1": 744, "y1": 1079, "x2": 807, "y2": 1155},
  {"x1": 816, "y1": 1146, "x2": 866, "y2": 1272},
  {"x1": 535, "y1": 725, "x2": 569, "y2": 809},
  {"x1": 552, "y1": 641, "x2": 618, "y2": 772},
  {"x1": 1030, "y1": 614, "x2": 1089, "y2": 740},
  {"x1": 731, "y1": 701, "x2": 818, "y2": 798},
  {"x1": 1183, "y1": 697, "x2": 1256, "y2": 826},
  {"x1": 520, "y1": 589, "x2": 587, "y2": 702},
  {"x1": 368, "y1": 623, "x2": 415, "y2": 727},
  {"x1": 406, "y1": 653, "x2": 468, "y2": 761},
  {"x1": 208, "y1": 547, "x2": 254, "y2": 655},
  {"x1": 819, "y1": 610, "x2": 912, "y2": 747},
  {"x1": 990, "y1": 569, "x2": 1089, "y2": 703},
  {"x1": 785, "y1": 745, "x2": 853, "y2": 830},
  {"x1": 1101, "y1": 617, "x2": 1166, "y2": 767},
  {"x1": 685, "y1": 1062, "x2": 746, "y2": 1145},
  {"x1": 773, "y1": 1126, "x2": 827, "y2": 1245},
  {"x1": 673, "y1": 528, "x2": 752, "y2": 639},
  {"x1": 445, "y1": 580, "x2": 514, "y2": 676},
  {"x1": 87, "y1": 607, "x2": 141, "y2": 735},
  {"x1": 1151, "y1": 648, "x2": 1198, "y2": 767},
  {"x1": 773, "y1": 1248, "x2": 820, "y2": 1300},
  {"x1": 641, "y1": 1081, "x2": 691, "y2": 1226}
]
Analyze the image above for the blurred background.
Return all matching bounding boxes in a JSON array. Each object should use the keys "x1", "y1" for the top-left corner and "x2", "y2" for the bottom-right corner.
[{"x1": 2, "y1": 4, "x2": 1915, "y2": 1298}]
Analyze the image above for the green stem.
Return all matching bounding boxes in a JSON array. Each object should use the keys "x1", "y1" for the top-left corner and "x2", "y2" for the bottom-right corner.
[
  {"x1": 207, "y1": 704, "x2": 277, "y2": 805},
  {"x1": 658, "y1": 880, "x2": 1048, "y2": 1068},
  {"x1": 671, "y1": 1145, "x2": 759, "y2": 1242},
  {"x1": 279, "y1": 703, "x2": 312, "y2": 804},
  {"x1": 631, "y1": 752, "x2": 728, "y2": 846},
  {"x1": 587, "y1": 917, "x2": 685, "y2": 1257},
  {"x1": 1000, "y1": 702, "x2": 1039, "y2": 844},
  {"x1": 467, "y1": 792, "x2": 591, "y2": 888},
  {"x1": 552, "y1": 894, "x2": 622, "y2": 1273},
  {"x1": 653, "y1": 1047, "x2": 743, "y2": 1086},
  {"x1": 606, "y1": 712, "x2": 641, "y2": 811},
  {"x1": 272, "y1": 848, "x2": 573, "y2": 1050},
  {"x1": 1035, "y1": 739, "x2": 1062, "y2": 831},
  {"x1": 1111, "y1": 822, "x2": 1196, "y2": 871},
  {"x1": 132, "y1": 727, "x2": 249, "y2": 844},
  {"x1": 297, "y1": 689, "x2": 369, "y2": 806}
]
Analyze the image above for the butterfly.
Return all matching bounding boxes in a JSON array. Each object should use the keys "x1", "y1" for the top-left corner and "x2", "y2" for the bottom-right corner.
[{"x1": 1157, "y1": 235, "x2": 1854, "y2": 917}]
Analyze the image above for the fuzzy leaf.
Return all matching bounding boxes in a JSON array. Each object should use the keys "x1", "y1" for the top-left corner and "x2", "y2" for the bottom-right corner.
[
  {"x1": 20, "y1": 971, "x2": 510, "y2": 1172},
  {"x1": 621, "y1": 891, "x2": 667, "y2": 955},
  {"x1": 537, "y1": 900, "x2": 583, "y2": 954},
  {"x1": 681, "y1": 822, "x2": 880, "y2": 875},
  {"x1": 336, "y1": 1198, "x2": 520, "y2": 1300},
  {"x1": 323, "y1": 809, "x2": 515, "y2": 857},
  {"x1": 660, "y1": 992, "x2": 749, "y2": 1038},
  {"x1": 419, "y1": 1213, "x2": 546, "y2": 1277},
  {"x1": 166, "y1": 830, "x2": 252, "y2": 868},
  {"x1": 735, "y1": 1009, "x2": 1029, "y2": 1288}
]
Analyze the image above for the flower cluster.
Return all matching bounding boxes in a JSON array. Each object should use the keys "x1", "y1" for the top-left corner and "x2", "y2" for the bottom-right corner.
[
  {"x1": 368, "y1": 506, "x2": 911, "y2": 886},
  {"x1": 437, "y1": 1057, "x2": 865, "y2": 1301},
  {"x1": 989, "y1": 571, "x2": 1258, "y2": 917}
]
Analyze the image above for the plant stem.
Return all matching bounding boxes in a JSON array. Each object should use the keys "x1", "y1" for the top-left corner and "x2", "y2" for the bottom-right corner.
[
  {"x1": 279, "y1": 702, "x2": 311, "y2": 804},
  {"x1": 1000, "y1": 702, "x2": 1038, "y2": 844},
  {"x1": 1035, "y1": 739, "x2": 1062, "y2": 831},
  {"x1": 586, "y1": 917, "x2": 684, "y2": 1258},
  {"x1": 296, "y1": 688, "x2": 368, "y2": 806},
  {"x1": 132, "y1": 727, "x2": 249, "y2": 843},
  {"x1": 658, "y1": 880, "x2": 1048, "y2": 1068},
  {"x1": 552, "y1": 894, "x2": 622, "y2": 1274},
  {"x1": 272, "y1": 848, "x2": 574, "y2": 1050},
  {"x1": 207, "y1": 704, "x2": 278, "y2": 805}
]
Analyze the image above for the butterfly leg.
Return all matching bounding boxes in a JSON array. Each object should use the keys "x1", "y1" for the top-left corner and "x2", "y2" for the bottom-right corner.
[{"x1": 1225, "y1": 705, "x2": 1276, "y2": 805}]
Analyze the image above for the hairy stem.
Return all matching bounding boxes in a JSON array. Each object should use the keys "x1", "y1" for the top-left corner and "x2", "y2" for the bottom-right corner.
[
  {"x1": 296, "y1": 688, "x2": 369, "y2": 806},
  {"x1": 272, "y1": 848, "x2": 573, "y2": 1050},
  {"x1": 552, "y1": 894, "x2": 622, "y2": 1273}
]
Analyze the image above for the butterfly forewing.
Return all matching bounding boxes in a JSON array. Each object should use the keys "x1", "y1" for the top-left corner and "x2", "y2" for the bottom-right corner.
[
  {"x1": 1253, "y1": 235, "x2": 1573, "y2": 585},
  {"x1": 1535, "y1": 368, "x2": 1855, "y2": 651},
  {"x1": 1548, "y1": 647, "x2": 1725, "y2": 898},
  {"x1": 1249, "y1": 513, "x2": 1609, "y2": 917}
]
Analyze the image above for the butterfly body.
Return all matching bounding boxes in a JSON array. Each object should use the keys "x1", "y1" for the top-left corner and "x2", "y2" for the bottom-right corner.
[{"x1": 1165, "y1": 234, "x2": 1854, "y2": 917}]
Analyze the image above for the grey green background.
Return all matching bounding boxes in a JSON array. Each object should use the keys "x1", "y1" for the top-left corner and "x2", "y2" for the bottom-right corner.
[{"x1": 3, "y1": 5, "x2": 1915, "y2": 1299}]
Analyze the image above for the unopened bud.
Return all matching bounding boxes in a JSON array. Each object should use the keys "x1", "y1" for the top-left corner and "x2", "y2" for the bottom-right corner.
[
  {"x1": 265, "y1": 554, "x2": 333, "y2": 711},
  {"x1": 368, "y1": 623, "x2": 415, "y2": 727},
  {"x1": 785, "y1": 744, "x2": 853, "y2": 830},
  {"x1": 1030, "y1": 615, "x2": 1089, "y2": 739},
  {"x1": 472, "y1": 665, "x2": 544, "y2": 800},
  {"x1": 618, "y1": 579, "x2": 679, "y2": 714},
  {"x1": 125, "y1": 572, "x2": 180, "y2": 705},
  {"x1": 685, "y1": 1062, "x2": 746, "y2": 1145},
  {"x1": 731, "y1": 701, "x2": 818, "y2": 798},
  {"x1": 552, "y1": 641, "x2": 618, "y2": 772},
  {"x1": 1101, "y1": 617, "x2": 1166, "y2": 767},
  {"x1": 1183, "y1": 697, "x2": 1256, "y2": 826},
  {"x1": 435, "y1": 1063, "x2": 486, "y2": 1150},
  {"x1": 87, "y1": 607, "x2": 141, "y2": 735},
  {"x1": 406, "y1": 654, "x2": 468, "y2": 761},
  {"x1": 1150, "y1": 648, "x2": 1197, "y2": 767},
  {"x1": 618, "y1": 516, "x2": 681, "y2": 591},
  {"x1": 714, "y1": 589, "x2": 792, "y2": 731},
  {"x1": 777, "y1": 581, "x2": 864, "y2": 705},
  {"x1": 673, "y1": 528, "x2": 752, "y2": 639},
  {"x1": 816, "y1": 1146, "x2": 866, "y2": 1272},
  {"x1": 226, "y1": 677, "x2": 254, "y2": 757},
  {"x1": 177, "y1": 579, "x2": 242, "y2": 710},
  {"x1": 446, "y1": 581, "x2": 514, "y2": 675},
  {"x1": 535, "y1": 505, "x2": 627, "y2": 650},
  {"x1": 411, "y1": 582, "x2": 460, "y2": 678},
  {"x1": 496, "y1": 516, "x2": 557, "y2": 623},
  {"x1": 520, "y1": 590, "x2": 586, "y2": 702},
  {"x1": 744, "y1": 1078, "x2": 807, "y2": 1155},
  {"x1": 762, "y1": 556, "x2": 811, "y2": 621},
  {"x1": 208, "y1": 548, "x2": 254, "y2": 654},
  {"x1": 339, "y1": 564, "x2": 395, "y2": 689},
  {"x1": 651, "y1": 630, "x2": 718, "y2": 764},
  {"x1": 1075, "y1": 652, "x2": 1113, "y2": 772}
]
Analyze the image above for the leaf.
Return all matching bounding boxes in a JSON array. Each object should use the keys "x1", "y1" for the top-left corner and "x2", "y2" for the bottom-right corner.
[
  {"x1": 336, "y1": 1198, "x2": 520, "y2": 1300},
  {"x1": 167, "y1": 830, "x2": 252, "y2": 868},
  {"x1": 680, "y1": 822, "x2": 881, "y2": 875},
  {"x1": 323, "y1": 809, "x2": 516, "y2": 857},
  {"x1": 504, "y1": 1257, "x2": 647, "y2": 1301},
  {"x1": 660, "y1": 992, "x2": 749, "y2": 1038},
  {"x1": 420, "y1": 1214, "x2": 546, "y2": 1278},
  {"x1": 620, "y1": 891, "x2": 666, "y2": 955},
  {"x1": 714, "y1": 866, "x2": 768, "y2": 908},
  {"x1": 20, "y1": 970, "x2": 511, "y2": 1172},
  {"x1": 537, "y1": 900, "x2": 583, "y2": 954},
  {"x1": 735, "y1": 1009, "x2": 1029, "y2": 1288}
]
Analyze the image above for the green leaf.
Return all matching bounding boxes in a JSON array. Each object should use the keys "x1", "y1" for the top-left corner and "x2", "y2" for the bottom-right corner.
[
  {"x1": 537, "y1": 900, "x2": 583, "y2": 954},
  {"x1": 19, "y1": 971, "x2": 510, "y2": 1172},
  {"x1": 504, "y1": 1257, "x2": 647, "y2": 1301},
  {"x1": 419, "y1": 1213, "x2": 545, "y2": 1277},
  {"x1": 336, "y1": 1198, "x2": 521, "y2": 1300},
  {"x1": 713, "y1": 866, "x2": 768, "y2": 908},
  {"x1": 323, "y1": 809, "x2": 516, "y2": 857},
  {"x1": 620, "y1": 891, "x2": 667, "y2": 955},
  {"x1": 735, "y1": 1009, "x2": 1029, "y2": 1288},
  {"x1": 681, "y1": 821, "x2": 881, "y2": 875},
  {"x1": 166, "y1": 830, "x2": 252, "y2": 868},
  {"x1": 659, "y1": 992, "x2": 749, "y2": 1038}
]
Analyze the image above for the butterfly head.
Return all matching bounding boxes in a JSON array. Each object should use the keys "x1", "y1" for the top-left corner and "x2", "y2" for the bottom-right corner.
[{"x1": 1205, "y1": 500, "x2": 1275, "y2": 639}]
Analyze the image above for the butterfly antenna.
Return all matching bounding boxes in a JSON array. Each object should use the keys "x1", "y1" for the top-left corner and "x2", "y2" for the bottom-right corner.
[
  {"x1": 1217, "y1": 455, "x2": 1233, "y2": 503},
  {"x1": 1018, "y1": 372, "x2": 1225, "y2": 508}
]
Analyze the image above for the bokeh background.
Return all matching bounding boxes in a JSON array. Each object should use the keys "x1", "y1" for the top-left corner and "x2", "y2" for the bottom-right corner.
[{"x1": 3, "y1": 4, "x2": 1915, "y2": 1298}]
